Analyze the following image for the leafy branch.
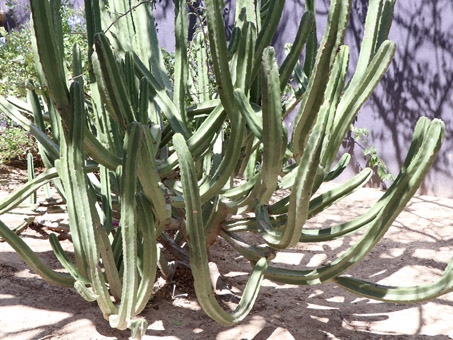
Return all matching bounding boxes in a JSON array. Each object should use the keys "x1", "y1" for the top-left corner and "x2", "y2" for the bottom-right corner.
[{"x1": 351, "y1": 126, "x2": 395, "y2": 182}]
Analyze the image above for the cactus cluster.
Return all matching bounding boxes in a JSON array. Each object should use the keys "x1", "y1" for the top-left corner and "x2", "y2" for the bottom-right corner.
[{"x1": 0, "y1": 0, "x2": 451, "y2": 338}]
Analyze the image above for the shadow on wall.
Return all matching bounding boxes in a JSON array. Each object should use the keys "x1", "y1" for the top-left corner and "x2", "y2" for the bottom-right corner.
[
  {"x1": 276, "y1": 0, "x2": 453, "y2": 196},
  {"x1": 348, "y1": 0, "x2": 453, "y2": 196}
]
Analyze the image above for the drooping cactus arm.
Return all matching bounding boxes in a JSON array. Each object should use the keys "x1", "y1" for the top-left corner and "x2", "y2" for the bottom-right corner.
[
  {"x1": 223, "y1": 204, "x2": 377, "y2": 242},
  {"x1": 265, "y1": 118, "x2": 445, "y2": 285},
  {"x1": 324, "y1": 153, "x2": 351, "y2": 182},
  {"x1": 223, "y1": 118, "x2": 445, "y2": 286},
  {"x1": 0, "y1": 219, "x2": 75, "y2": 287},
  {"x1": 83, "y1": 129, "x2": 122, "y2": 170},
  {"x1": 1, "y1": 79, "x2": 121, "y2": 172},
  {"x1": 279, "y1": 153, "x2": 351, "y2": 193},
  {"x1": 221, "y1": 174, "x2": 260, "y2": 201},
  {"x1": 220, "y1": 229, "x2": 272, "y2": 262},
  {"x1": 173, "y1": 133, "x2": 269, "y2": 326},
  {"x1": 49, "y1": 233, "x2": 89, "y2": 283},
  {"x1": 255, "y1": 153, "x2": 360, "y2": 247},
  {"x1": 0, "y1": 168, "x2": 56, "y2": 214},
  {"x1": 0, "y1": 97, "x2": 60, "y2": 161},
  {"x1": 241, "y1": 116, "x2": 434, "y2": 246},
  {"x1": 335, "y1": 257, "x2": 453, "y2": 303},
  {"x1": 222, "y1": 213, "x2": 286, "y2": 234},
  {"x1": 234, "y1": 89, "x2": 263, "y2": 140},
  {"x1": 298, "y1": 208, "x2": 379, "y2": 243},
  {"x1": 0, "y1": 164, "x2": 97, "y2": 216},
  {"x1": 269, "y1": 168, "x2": 373, "y2": 216},
  {"x1": 223, "y1": 171, "x2": 378, "y2": 241}
]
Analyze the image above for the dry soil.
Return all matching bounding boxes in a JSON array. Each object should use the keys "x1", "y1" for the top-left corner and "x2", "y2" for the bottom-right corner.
[{"x1": 1, "y1": 165, "x2": 453, "y2": 340}]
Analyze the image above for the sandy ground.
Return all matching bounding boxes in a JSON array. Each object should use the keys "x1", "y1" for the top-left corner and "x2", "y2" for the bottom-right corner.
[{"x1": 1, "y1": 165, "x2": 453, "y2": 340}]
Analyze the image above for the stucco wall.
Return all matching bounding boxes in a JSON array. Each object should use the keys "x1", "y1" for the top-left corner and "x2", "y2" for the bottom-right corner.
[
  {"x1": 3, "y1": 0, "x2": 452, "y2": 197},
  {"x1": 323, "y1": 0, "x2": 453, "y2": 197}
]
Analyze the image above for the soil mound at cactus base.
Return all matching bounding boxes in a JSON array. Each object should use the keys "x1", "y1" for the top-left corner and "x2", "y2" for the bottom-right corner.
[{"x1": 0, "y1": 165, "x2": 452, "y2": 340}]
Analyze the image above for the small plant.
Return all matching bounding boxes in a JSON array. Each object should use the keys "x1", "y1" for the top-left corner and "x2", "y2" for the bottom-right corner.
[
  {"x1": 0, "y1": 119, "x2": 37, "y2": 166},
  {"x1": 0, "y1": 26, "x2": 35, "y2": 98},
  {"x1": 352, "y1": 125, "x2": 395, "y2": 181}
]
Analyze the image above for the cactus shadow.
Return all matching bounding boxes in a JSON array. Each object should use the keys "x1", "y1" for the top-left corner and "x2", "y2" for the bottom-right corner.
[
  {"x1": 0, "y1": 248, "x2": 129, "y2": 340},
  {"x1": 1, "y1": 201, "x2": 453, "y2": 340}
]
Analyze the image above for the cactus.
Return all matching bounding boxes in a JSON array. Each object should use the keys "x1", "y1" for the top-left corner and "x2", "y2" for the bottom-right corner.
[{"x1": 0, "y1": 0, "x2": 450, "y2": 338}]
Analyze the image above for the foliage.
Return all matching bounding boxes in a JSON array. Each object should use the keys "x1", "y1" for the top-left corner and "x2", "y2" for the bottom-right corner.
[
  {"x1": 0, "y1": 1, "x2": 450, "y2": 339},
  {"x1": 0, "y1": 0, "x2": 86, "y2": 165},
  {"x1": 0, "y1": 26, "x2": 35, "y2": 98},
  {"x1": 0, "y1": 0, "x2": 87, "y2": 98},
  {"x1": 351, "y1": 126, "x2": 395, "y2": 181},
  {"x1": 0, "y1": 118, "x2": 37, "y2": 165}
]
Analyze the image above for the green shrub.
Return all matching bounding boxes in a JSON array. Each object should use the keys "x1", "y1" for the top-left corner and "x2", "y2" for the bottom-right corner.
[
  {"x1": 0, "y1": 119, "x2": 37, "y2": 166},
  {"x1": 0, "y1": 26, "x2": 35, "y2": 98},
  {"x1": 0, "y1": 1, "x2": 87, "y2": 167},
  {"x1": 0, "y1": 0, "x2": 87, "y2": 98}
]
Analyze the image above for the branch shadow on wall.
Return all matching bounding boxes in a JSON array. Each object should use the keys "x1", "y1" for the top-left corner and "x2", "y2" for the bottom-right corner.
[{"x1": 343, "y1": 0, "x2": 453, "y2": 195}]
